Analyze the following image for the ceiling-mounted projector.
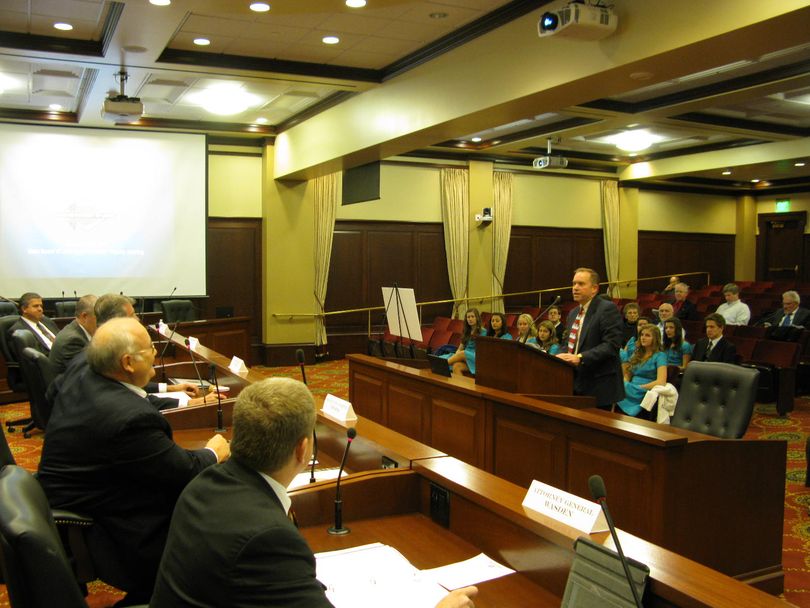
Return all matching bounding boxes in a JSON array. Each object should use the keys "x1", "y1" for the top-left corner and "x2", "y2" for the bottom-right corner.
[
  {"x1": 539, "y1": 2, "x2": 618, "y2": 40},
  {"x1": 102, "y1": 95, "x2": 143, "y2": 123},
  {"x1": 533, "y1": 156, "x2": 569, "y2": 169}
]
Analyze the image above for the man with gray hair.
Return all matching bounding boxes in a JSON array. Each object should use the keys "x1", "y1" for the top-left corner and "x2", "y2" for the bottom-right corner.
[
  {"x1": 766, "y1": 290, "x2": 810, "y2": 327},
  {"x1": 49, "y1": 294, "x2": 98, "y2": 373},
  {"x1": 152, "y1": 377, "x2": 478, "y2": 608},
  {"x1": 672, "y1": 282, "x2": 699, "y2": 321},
  {"x1": 715, "y1": 283, "x2": 751, "y2": 326},
  {"x1": 38, "y1": 317, "x2": 230, "y2": 605}
]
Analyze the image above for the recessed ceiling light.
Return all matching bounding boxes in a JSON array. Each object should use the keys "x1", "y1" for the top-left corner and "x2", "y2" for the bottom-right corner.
[
  {"x1": 255, "y1": 117, "x2": 268, "y2": 124},
  {"x1": 630, "y1": 71, "x2": 654, "y2": 81},
  {"x1": 53, "y1": 22, "x2": 73, "y2": 31},
  {"x1": 346, "y1": 0, "x2": 366, "y2": 7},
  {"x1": 796, "y1": 162, "x2": 806, "y2": 167},
  {"x1": 606, "y1": 129, "x2": 663, "y2": 152},
  {"x1": 471, "y1": 137, "x2": 482, "y2": 143},
  {"x1": 722, "y1": 170, "x2": 732, "y2": 175},
  {"x1": 149, "y1": 0, "x2": 171, "y2": 5},
  {"x1": 430, "y1": 12, "x2": 448, "y2": 19},
  {"x1": 250, "y1": 2, "x2": 270, "y2": 12},
  {"x1": 194, "y1": 38, "x2": 211, "y2": 46},
  {"x1": 186, "y1": 83, "x2": 261, "y2": 115},
  {"x1": 322, "y1": 35, "x2": 340, "y2": 44},
  {"x1": 751, "y1": 179, "x2": 760, "y2": 183},
  {"x1": 48, "y1": 104, "x2": 62, "y2": 110}
]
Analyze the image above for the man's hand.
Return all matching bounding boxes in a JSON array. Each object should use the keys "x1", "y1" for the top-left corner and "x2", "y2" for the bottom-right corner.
[
  {"x1": 556, "y1": 353, "x2": 581, "y2": 366},
  {"x1": 169, "y1": 382, "x2": 210, "y2": 398},
  {"x1": 206, "y1": 433, "x2": 230, "y2": 462},
  {"x1": 436, "y1": 586, "x2": 477, "y2": 608}
]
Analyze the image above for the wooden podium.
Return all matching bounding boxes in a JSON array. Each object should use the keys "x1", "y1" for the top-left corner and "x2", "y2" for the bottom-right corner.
[{"x1": 475, "y1": 336, "x2": 577, "y2": 396}]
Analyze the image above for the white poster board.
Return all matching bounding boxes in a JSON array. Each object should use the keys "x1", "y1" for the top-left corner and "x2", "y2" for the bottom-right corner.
[{"x1": 381, "y1": 286, "x2": 421, "y2": 341}]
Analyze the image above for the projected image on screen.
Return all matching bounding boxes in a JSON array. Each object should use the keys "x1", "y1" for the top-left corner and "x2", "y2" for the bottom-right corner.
[{"x1": 0, "y1": 124, "x2": 206, "y2": 298}]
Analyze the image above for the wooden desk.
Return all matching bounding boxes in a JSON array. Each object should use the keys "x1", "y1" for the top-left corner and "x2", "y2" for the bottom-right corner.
[
  {"x1": 150, "y1": 317, "x2": 251, "y2": 365},
  {"x1": 347, "y1": 353, "x2": 786, "y2": 592},
  {"x1": 293, "y1": 459, "x2": 788, "y2": 608}
]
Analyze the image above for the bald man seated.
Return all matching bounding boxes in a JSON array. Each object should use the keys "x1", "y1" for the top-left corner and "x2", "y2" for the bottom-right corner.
[
  {"x1": 38, "y1": 317, "x2": 230, "y2": 605},
  {"x1": 49, "y1": 294, "x2": 98, "y2": 373}
]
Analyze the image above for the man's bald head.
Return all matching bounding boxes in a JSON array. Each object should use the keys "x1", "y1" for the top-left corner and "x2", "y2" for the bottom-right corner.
[
  {"x1": 87, "y1": 317, "x2": 153, "y2": 385},
  {"x1": 94, "y1": 293, "x2": 136, "y2": 326}
]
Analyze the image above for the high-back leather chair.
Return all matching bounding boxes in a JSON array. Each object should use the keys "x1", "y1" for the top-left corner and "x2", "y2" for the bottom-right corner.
[
  {"x1": 6, "y1": 331, "x2": 47, "y2": 437},
  {"x1": 160, "y1": 299, "x2": 196, "y2": 323},
  {"x1": 0, "y1": 315, "x2": 26, "y2": 393},
  {"x1": 16, "y1": 347, "x2": 57, "y2": 436},
  {"x1": 0, "y1": 301, "x2": 17, "y2": 316},
  {"x1": 55, "y1": 301, "x2": 77, "y2": 317},
  {"x1": 0, "y1": 428, "x2": 14, "y2": 467},
  {"x1": 670, "y1": 361, "x2": 759, "y2": 439},
  {"x1": 0, "y1": 465, "x2": 89, "y2": 608}
]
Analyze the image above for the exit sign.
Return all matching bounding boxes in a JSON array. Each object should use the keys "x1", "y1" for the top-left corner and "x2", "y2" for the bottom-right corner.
[{"x1": 776, "y1": 199, "x2": 791, "y2": 212}]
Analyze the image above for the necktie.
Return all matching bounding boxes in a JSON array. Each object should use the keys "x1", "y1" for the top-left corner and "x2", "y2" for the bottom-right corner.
[
  {"x1": 37, "y1": 322, "x2": 55, "y2": 341},
  {"x1": 567, "y1": 308, "x2": 585, "y2": 353},
  {"x1": 781, "y1": 314, "x2": 792, "y2": 327},
  {"x1": 704, "y1": 341, "x2": 713, "y2": 361}
]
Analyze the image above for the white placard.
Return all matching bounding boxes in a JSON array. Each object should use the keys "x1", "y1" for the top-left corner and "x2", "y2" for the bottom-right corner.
[
  {"x1": 381, "y1": 286, "x2": 421, "y2": 341},
  {"x1": 522, "y1": 480, "x2": 608, "y2": 534},
  {"x1": 228, "y1": 355, "x2": 248, "y2": 374},
  {"x1": 158, "y1": 321, "x2": 168, "y2": 335},
  {"x1": 321, "y1": 393, "x2": 357, "y2": 422},
  {"x1": 186, "y1": 336, "x2": 199, "y2": 350}
]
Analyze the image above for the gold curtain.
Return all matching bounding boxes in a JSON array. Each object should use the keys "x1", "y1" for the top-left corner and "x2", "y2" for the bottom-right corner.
[
  {"x1": 314, "y1": 172, "x2": 340, "y2": 346},
  {"x1": 440, "y1": 168, "x2": 470, "y2": 318},
  {"x1": 491, "y1": 171, "x2": 513, "y2": 312},
  {"x1": 600, "y1": 179, "x2": 620, "y2": 298}
]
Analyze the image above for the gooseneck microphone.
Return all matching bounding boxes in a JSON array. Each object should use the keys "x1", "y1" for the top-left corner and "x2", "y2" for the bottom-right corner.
[
  {"x1": 532, "y1": 295, "x2": 562, "y2": 325},
  {"x1": 184, "y1": 338, "x2": 207, "y2": 401},
  {"x1": 209, "y1": 363, "x2": 225, "y2": 433},
  {"x1": 588, "y1": 475, "x2": 643, "y2": 608},
  {"x1": 168, "y1": 286, "x2": 177, "y2": 299},
  {"x1": 295, "y1": 348, "x2": 318, "y2": 482},
  {"x1": 328, "y1": 427, "x2": 357, "y2": 535},
  {"x1": 296, "y1": 348, "x2": 307, "y2": 385},
  {"x1": 157, "y1": 321, "x2": 179, "y2": 382}
]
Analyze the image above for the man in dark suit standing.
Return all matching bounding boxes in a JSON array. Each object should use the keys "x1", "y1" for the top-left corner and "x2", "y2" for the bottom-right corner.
[
  {"x1": 49, "y1": 294, "x2": 97, "y2": 373},
  {"x1": 151, "y1": 377, "x2": 478, "y2": 608},
  {"x1": 672, "y1": 283, "x2": 699, "y2": 322},
  {"x1": 691, "y1": 313, "x2": 737, "y2": 363},
  {"x1": 556, "y1": 268, "x2": 625, "y2": 408},
  {"x1": 765, "y1": 290, "x2": 810, "y2": 328},
  {"x1": 38, "y1": 317, "x2": 230, "y2": 605},
  {"x1": 7, "y1": 292, "x2": 59, "y2": 353}
]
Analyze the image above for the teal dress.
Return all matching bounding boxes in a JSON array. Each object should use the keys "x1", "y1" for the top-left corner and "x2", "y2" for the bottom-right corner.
[
  {"x1": 540, "y1": 343, "x2": 560, "y2": 355},
  {"x1": 665, "y1": 342, "x2": 693, "y2": 366},
  {"x1": 620, "y1": 337, "x2": 637, "y2": 363},
  {"x1": 463, "y1": 328, "x2": 488, "y2": 375},
  {"x1": 617, "y1": 351, "x2": 667, "y2": 417}
]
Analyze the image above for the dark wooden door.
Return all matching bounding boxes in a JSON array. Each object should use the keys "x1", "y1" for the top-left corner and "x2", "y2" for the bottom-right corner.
[{"x1": 757, "y1": 212, "x2": 806, "y2": 282}]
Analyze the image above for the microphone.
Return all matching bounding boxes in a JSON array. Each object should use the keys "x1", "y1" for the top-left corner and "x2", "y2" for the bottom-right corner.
[
  {"x1": 532, "y1": 295, "x2": 561, "y2": 325},
  {"x1": 73, "y1": 290, "x2": 77, "y2": 300},
  {"x1": 328, "y1": 427, "x2": 357, "y2": 535},
  {"x1": 168, "y1": 286, "x2": 177, "y2": 299},
  {"x1": 158, "y1": 321, "x2": 179, "y2": 382},
  {"x1": 296, "y1": 348, "x2": 307, "y2": 385},
  {"x1": 61, "y1": 290, "x2": 65, "y2": 301},
  {"x1": 209, "y1": 363, "x2": 225, "y2": 433},
  {"x1": 184, "y1": 338, "x2": 207, "y2": 401},
  {"x1": 138, "y1": 296, "x2": 146, "y2": 322},
  {"x1": 588, "y1": 475, "x2": 643, "y2": 608}
]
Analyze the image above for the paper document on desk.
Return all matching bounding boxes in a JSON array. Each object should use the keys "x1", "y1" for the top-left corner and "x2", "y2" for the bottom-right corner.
[
  {"x1": 153, "y1": 392, "x2": 190, "y2": 408},
  {"x1": 422, "y1": 552, "x2": 514, "y2": 590},
  {"x1": 315, "y1": 543, "x2": 448, "y2": 608},
  {"x1": 288, "y1": 467, "x2": 343, "y2": 491}
]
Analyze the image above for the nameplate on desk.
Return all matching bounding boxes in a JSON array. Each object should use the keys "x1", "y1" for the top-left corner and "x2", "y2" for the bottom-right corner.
[
  {"x1": 522, "y1": 480, "x2": 608, "y2": 534},
  {"x1": 321, "y1": 394, "x2": 357, "y2": 423},
  {"x1": 157, "y1": 321, "x2": 169, "y2": 335},
  {"x1": 187, "y1": 336, "x2": 200, "y2": 350},
  {"x1": 228, "y1": 356, "x2": 248, "y2": 374}
]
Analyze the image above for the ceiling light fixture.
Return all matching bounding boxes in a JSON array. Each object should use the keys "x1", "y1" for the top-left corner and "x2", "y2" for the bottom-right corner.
[
  {"x1": 430, "y1": 12, "x2": 448, "y2": 19},
  {"x1": 722, "y1": 170, "x2": 732, "y2": 175},
  {"x1": 471, "y1": 137, "x2": 482, "y2": 143},
  {"x1": 255, "y1": 117, "x2": 268, "y2": 124},
  {"x1": 346, "y1": 0, "x2": 366, "y2": 7},
  {"x1": 194, "y1": 38, "x2": 211, "y2": 46},
  {"x1": 48, "y1": 104, "x2": 62, "y2": 110},
  {"x1": 250, "y1": 2, "x2": 270, "y2": 11},
  {"x1": 606, "y1": 129, "x2": 663, "y2": 152},
  {"x1": 149, "y1": 0, "x2": 171, "y2": 5},
  {"x1": 796, "y1": 162, "x2": 806, "y2": 167},
  {"x1": 54, "y1": 22, "x2": 73, "y2": 31},
  {"x1": 322, "y1": 35, "x2": 340, "y2": 44},
  {"x1": 751, "y1": 179, "x2": 760, "y2": 183},
  {"x1": 186, "y1": 83, "x2": 261, "y2": 116}
]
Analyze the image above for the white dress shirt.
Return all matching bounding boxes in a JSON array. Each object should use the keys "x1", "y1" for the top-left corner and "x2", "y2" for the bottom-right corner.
[{"x1": 715, "y1": 300, "x2": 751, "y2": 325}]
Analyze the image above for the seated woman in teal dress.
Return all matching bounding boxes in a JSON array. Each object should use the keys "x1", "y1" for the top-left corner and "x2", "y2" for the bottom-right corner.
[
  {"x1": 447, "y1": 308, "x2": 486, "y2": 375},
  {"x1": 536, "y1": 320, "x2": 561, "y2": 355},
  {"x1": 487, "y1": 312, "x2": 513, "y2": 341},
  {"x1": 663, "y1": 318, "x2": 692, "y2": 367},
  {"x1": 620, "y1": 317, "x2": 649, "y2": 363},
  {"x1": 617, "y1": 325, "x2": 667, "y2": 418},
  {"x1": 515, "y1": 313, "x2": 539, "y2": 346}
]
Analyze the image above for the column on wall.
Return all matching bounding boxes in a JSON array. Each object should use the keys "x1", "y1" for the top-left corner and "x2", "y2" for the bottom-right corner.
[
  {"x1": 735, "y1": 195, "x2": 756, "y2": 281},
  {"x1": 617, "y1": 186, "x2": 640, "y2": 299},
  {"x1": 262, "y1": 144, "x2": 317, "y2": 351},
  {"x1": 468, "y1": 160, "x2": 495, "y2": 312}
]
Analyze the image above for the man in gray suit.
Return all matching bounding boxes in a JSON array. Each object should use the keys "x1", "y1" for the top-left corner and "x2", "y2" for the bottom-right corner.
[{"x1": 49, "y1": 294, "x2": 97, "y2": 373}]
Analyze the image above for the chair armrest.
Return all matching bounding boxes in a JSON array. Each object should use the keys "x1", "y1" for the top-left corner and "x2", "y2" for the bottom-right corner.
[{"x1": 52, "y1": 510, "x2": 96, "y2": 583}]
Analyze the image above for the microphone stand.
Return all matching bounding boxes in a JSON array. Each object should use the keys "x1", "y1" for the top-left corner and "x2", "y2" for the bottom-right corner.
[
  {"x1": 209, "y1": 363, "x2": 226, "y2": 433},
  {"x1": 532, "y1": 295, "x2": 562, "y2": 326},
  {"x1": 158, "y1": 321, "x2": 179, "y2": 383},
  {"x1": 184, "y1": 338, "x2": 207, "y2": 402},
  {"x1": 296, "y1": 348, "x2": 318, "y2": 483},
  {"x1": 328, "y1": 427, "x2": 357, "y2": 535}
]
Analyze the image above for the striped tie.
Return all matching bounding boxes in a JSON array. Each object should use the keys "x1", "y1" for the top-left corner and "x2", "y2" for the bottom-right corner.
[{"x1": 567, "y1": 308, "x2": 586, "y2": 353}]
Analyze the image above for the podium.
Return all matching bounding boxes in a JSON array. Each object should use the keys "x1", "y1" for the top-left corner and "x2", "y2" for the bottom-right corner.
[{"x1": 475, "y1": 336, "x2": 576, "y2": 396}]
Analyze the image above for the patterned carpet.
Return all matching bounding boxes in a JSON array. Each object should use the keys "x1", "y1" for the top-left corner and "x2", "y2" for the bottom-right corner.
[{"x1": 0, "y1": 359, "x2": 807, "y2": 606}]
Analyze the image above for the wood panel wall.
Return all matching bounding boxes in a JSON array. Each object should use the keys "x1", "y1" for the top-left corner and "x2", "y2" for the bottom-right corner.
[{"x1": 637, "y1": 231, "x2": 734, "y2": 290}]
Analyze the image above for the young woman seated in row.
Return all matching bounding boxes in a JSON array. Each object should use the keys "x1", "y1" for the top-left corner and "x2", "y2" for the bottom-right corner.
[
  {"x1": 663, "y1": 317, "x2": 692, "y2": 368},
  {"x1": 536, "y1": 320, "x2": 560, "y2": 355},
  {"x1": 447, "y1": 308, "x2": 486, "y2": 375},
  {"x1": 515, "y1": 313, "x2": 539, "y2": 345},
  {"x1": 487, "y1": 312, "x2": 512, "y2": 340},
  {"x1": 616, "y1": 325, "x2": 668, "y2": 418},
  {"x1": 620, "y1": 316, "x2": 649, "y2": 363}
]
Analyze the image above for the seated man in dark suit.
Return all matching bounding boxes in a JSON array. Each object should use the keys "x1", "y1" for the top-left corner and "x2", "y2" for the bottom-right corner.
[
  {"x1": 38, "y1": 317, "x2": 230, "y2": 605},
  {"x1": 7, "y1": 291, "x2": 59, "y2": 353},
  {"x1": 672, "y1": 283, "x2": 699, "y2": 322},
  {"x1": 691, "y1": 313, "x2": 737, "y2": 364},
  {"x1": 547, "y1": 305, "x2": 565, "y2": 342},
  {"x1": 151, "y1": 377, "x2": 478, "y2": 608},
  {"x1": 764, "y1": 290, "x2": 810, "y2": 328},
  {"x1": 49, "y1": 294, "x2": 97, "y2": 373}
]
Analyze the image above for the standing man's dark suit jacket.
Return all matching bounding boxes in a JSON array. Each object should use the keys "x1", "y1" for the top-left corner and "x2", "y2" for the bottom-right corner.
[
  {"x1": 7, "y1": 315, "x2": 59, "y2": 354},
  {"x1": 151, "y1": 458, "x2": 332, "y2": 608},
  {"x1": 37, "y1": 364, "x2": 217, "y2": 595},
  {"x1": 692, "y1": 337, "x2": 737, "y2": 363},
  {"x1": 767, "y1": 307, "x2": 810, "y2": 328},
  {"x1": 674, "y1": 299, "x2": 699, "y2": 322},
  {"x1": 49, "y1": 318, "x2": 90, "y2": 373},
  {"x1": 564, "y1": 296, "x2": 625, "y2": 407}
]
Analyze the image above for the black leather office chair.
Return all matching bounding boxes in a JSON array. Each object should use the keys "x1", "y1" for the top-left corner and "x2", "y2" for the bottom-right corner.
[
  {"x1": 0, "y1": 315, "x2": 26, "y2": 394},
  {"x1": 55, "y1": 301, "x2": 77, "y2": 317},
  {"x1": 0, "y1": 301, "x2": 17, "y2": 316},
  {"x1": 6, "y1": 330, "x2": 44, "y2": 436},
  {"x1": 15, "y1": 347, "x2": 57, "y2": 437},
  {"x1": 0, "y1": 429, "x2": 14, "y2": 467},
  {"x1": 0, "y1": 465, "x2": 89, "y2": 607},
  {"x1": 670, "y1": 361, "x2": 759, "y2": 439},
  {"x1": 160, "y1": 299, "x2": 196, "y2": 323}
]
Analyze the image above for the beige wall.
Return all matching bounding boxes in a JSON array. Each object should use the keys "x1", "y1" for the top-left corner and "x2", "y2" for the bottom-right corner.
[
  {"x1": 512, "y1": 173, "x2": 602, "y2": 228},
  {"x1": 638, "y1": 191, "x2": 737, "y2": 233},
  {"x1": 208, "y1": 152, "x2": 263, "y2": 218}
]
